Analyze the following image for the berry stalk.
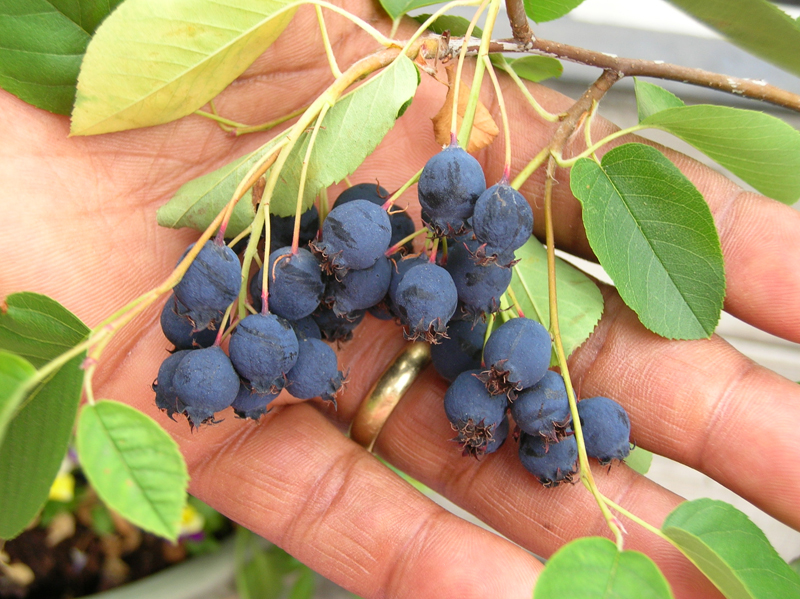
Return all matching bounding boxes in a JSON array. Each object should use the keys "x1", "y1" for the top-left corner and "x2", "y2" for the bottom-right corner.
[
  {"x1": 292, "y1": 103, "x2": 330, "y2": 253},
  {"x1": 457, "y1": 0, "x2": 502, "y2": 149},
  {"x1": 450, "y1": 0, "x2": 490, "y2": 138}
]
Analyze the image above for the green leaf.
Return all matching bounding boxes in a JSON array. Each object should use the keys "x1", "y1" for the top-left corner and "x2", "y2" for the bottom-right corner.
[
  {"x1": 510, "y1": 238, "x2": 604, "y2": 364},
  {"x1": 666, "y1": 0, "x2": 800, "y2": 78},
  {"x1": 156, "y1": 131, "x2": 288, "y2": 237},
  {"x1": 495, "y1": 55, "x2": 563, "y2": 83},
  {"x1": 236, "y1": 550, "x2": 284, "y2": 599},
  {"x1": 412, "y1": 14, "x2": 483, "y2": 37},
  {"x1": 634, "y1": 79, "x2": 685, "y2": 122},
  {"x1": 76, "y1": 400, "x2": 188, "y2": 541},
  {"x1": 0, "y1": 351, "x2": 37, "y2": 448},
  {"x1": 640, "y1": 105, "x2": 800, "y2": 205},
  {"x1": 523, "y1": 0, "x2": 586, "y2": 23},
  {"x1": 159, "y1": 54, "x2": 418, "y2": 230},
  {"x1": 269, "y1": 54, "x2": 419, "y2": 217},
  {"x1": 379, "y1": 0, "x2": 446, "y2": 21},
  {"x1": 570, "y1": 143, "x2": 725, "y2": 340},
  {"x1": 0, "y1": 0, "x2": 123, "y2": 115},
  {"x1": 790, "y1": 557, "x2": 800, "y2": 578},
  {"x1": 287, "y1": 567, "x2": 316, "y2": 599},
  {"x1": 533, "y1": 537, "x2": 674, "y2": 599},
  {"x1": 70, "y1": 0, "x2": 299, "y2": 135},
  {"x1": 663, "y1": 499, "x2": 800, "y2": 599},
  {"x1": 0, "y1": 292, "x2": 89, "y2": 540},
  {"x1": 625, "y1": 446, "x2": 653, "y2": 475}
]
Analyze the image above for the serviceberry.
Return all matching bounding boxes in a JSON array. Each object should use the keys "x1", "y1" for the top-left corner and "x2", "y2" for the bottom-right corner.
[
  {"x1": 577, "y1": 396, "x2": 631, "y2": 465},
  {"x1": 444, "y1": 369, "x2": 508, "y2": 458},
  {"x1": 418, "y1": 143, "x2": 485, "y2": 236},
  {"x1": 173, "y1": 240, "x2": 241, "y2": 330},
  {"x1": 228, "y1": 313, "x2": 299, "y2": 393},
  {"x1": 172, "y1": 346, "x2": 240, "y2": 427},
  {"x1": 510, "y1": 371, "x2": 571, "y2": 442},
  {"x1": 310, "y1": 199, "x2": 391, "y2": 274},
  {"x1": 481, "y1": 317, "x2": 551, "y2": 398},
  {"x1": 394, "y1": 262, "x2": 458, "y2": 343},
  {"x1": 518, "y1": 432, "x2": 578, "y2": 487}
]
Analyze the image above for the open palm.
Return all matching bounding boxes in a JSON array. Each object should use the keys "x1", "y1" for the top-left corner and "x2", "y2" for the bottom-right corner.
[{"x1": 2, "y1": 3, "x2": 800, "y2": 598}]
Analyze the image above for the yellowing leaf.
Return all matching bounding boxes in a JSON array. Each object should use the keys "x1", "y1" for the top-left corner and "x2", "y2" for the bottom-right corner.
[
  {"x1": 432, "y1": 66, "x2": 498, "y2": 152},
  {"x1": 71, "y1": 0, "x2": 299, "y2": 135}
]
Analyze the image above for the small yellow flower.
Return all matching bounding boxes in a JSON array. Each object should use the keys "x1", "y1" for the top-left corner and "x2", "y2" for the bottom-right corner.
[
  {"x1": 179, "y1": 504, "x2": 204, "y2": 536},
  {"x1": 48, "y1": 472, "x2": 75, "y2": 503}
]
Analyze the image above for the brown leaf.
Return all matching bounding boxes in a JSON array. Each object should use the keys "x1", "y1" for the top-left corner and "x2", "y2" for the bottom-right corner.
[{"x1": 432, "y1": 66, "x2": 499, "y2": 153}]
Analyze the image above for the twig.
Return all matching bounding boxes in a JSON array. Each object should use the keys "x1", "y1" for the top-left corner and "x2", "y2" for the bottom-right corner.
[
  {"x1": 504, "y1": 0, "x2": 534, "y2": 45},
  {"x1": 438, "y1": 34, "x2": 800, "y2": 112}
]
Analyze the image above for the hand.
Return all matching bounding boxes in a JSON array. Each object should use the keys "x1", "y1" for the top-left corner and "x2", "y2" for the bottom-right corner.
[{"x1": 2, "y1": 3, "x2": 799, "y2": 598}]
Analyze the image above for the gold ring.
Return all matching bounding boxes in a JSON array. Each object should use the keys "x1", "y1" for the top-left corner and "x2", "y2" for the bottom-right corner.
[{"x1": 349, "y1": 342, "x2": 432, "y2": 452}]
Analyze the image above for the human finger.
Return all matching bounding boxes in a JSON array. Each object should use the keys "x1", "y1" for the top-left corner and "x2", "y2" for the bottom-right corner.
[{"x1": 99, "y1": 324, "x2": 544, "y2": 599}]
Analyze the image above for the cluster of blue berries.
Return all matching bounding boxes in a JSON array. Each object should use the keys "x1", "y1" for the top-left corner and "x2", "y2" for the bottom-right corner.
[
  {"x1": 153, "y1": 139, "x2": 631, "y2": 490},
  {"x1": 415, "y1": 142, "x2": 632, "y2": 487},
  {"x1": 154, "y1": 234, "x2": 347, "y2": 426}
]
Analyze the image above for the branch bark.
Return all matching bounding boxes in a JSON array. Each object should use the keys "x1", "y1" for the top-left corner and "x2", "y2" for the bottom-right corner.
[
  {"x1": 504, "y1": 0, "x2": 534, "y2": 45},
  {"x1": 438, "y1": 35, "x2": 800, "y2": 113}
]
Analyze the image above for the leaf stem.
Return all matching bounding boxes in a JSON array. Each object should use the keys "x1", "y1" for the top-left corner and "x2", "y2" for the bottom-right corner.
[
  {"x1": 492, "y1": 54, "x2": 561, "y2": 123},
  {"x1": 540, "y1": 69, "x2": 624, "y2": 547},
  {"x1": 452, "y1": 0, "x2": 491, "y2": 138},
  {"x1": 308, "y1": 1, "x2": 395, "y2": 48},
  {"x1": 316, "y1": 5, "x2": 342, "y2": 79},
  {"x1": 482, "y1": 54, "x2": 512, "y2": 177},
  {"x1": 504, "y1": 285, "x2": 525, "y2": 317},
  {"x1": 458, "y1": 0, "x2": 502, "y2": 148},
  {"x1": 510, "y1": 146, "x2": 548, "y2": 190},
  {"x1": 583, "y1": 99, "x2": 600, "y2": 162},
  {"x1": 554, "y1": 124, "x2": 645, "y2": 167},
  {"x1": 544, "y1": 155, "x2": 624, "y2": 550},
  {"x1": 232, "y1": 106, "x2": 309, "y2": 136},
  {"x1": 599, "y1": 493, "x2": 670, "y2": 541},
  {"x1": 194, "y1": 110, "x2": 247, "y2": 129},
  {"x1": 292, "y1": 103, "x2": 330, "y2": 252},
  {"x1": 386, "y1": 226, "x2": 428, "y2": 256},
  {"x1": 383, "y1": 167, "x2": 422, "y2": 210}
]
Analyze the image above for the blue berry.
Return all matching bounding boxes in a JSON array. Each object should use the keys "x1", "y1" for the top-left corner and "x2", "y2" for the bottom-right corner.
[
  {"x1": 286, "y1": 338, "x2": 345, "y2": 404},
  {"x1": 444, "y1": 369, "x2": 508, "y2": 457},
  {"x1": 518, "y1": 432, "x2": 578, "y2": 487},
  {"x1": 577, "y1": 396, "x2": 631, "y2": 465},
  {"x1": 172, "y1": 346, "x2": 240, "y2": 427},
  {"x1": 160, "y1": 294, "x2": 218, "y2": 350},
  {"x1": 485, "y1": 416, "x2": 509, "y2": 455},
  {"x1": 472, "y1": 183, "x2": 533, "y2": 266},
  {"x1": 153, "y1": 350, "x2": 191, "y2": 420},
  {"x1": 228, "y1": 313, "x2": 299, "y2": 393},
  {"x1": 482, "y1": 317, "x2": 551, "y2": 398},
  {"x1": 510, "y1": 371, "x2": 571, "y2": 442},
  {"x1": 326, "y1": 255, "x2": 392, "y2": 316},
  {"x1": 418, "y1": 144, "x2": 486, "y2": 236},
  {"x1": 394, "y1": 262, "x2": 458, "y2": 343},
  {"x1": 444, "y1": 236, "x2": 511, "y2": 319},
  {"x1": 290, "y1": 316, "x2": 322, "y2": 340},
  {"x1": 269, "y1": 205, "x2": 319, "y2": 251},
  {"x1": 312, "y1": 305, "x2": 365, "y2": 342},
  {"x1": 430, "y1": 318, "x2": 487, "y2": 382},
  {"x1": 265, "y1": 247, "x2": 325, "y2": 320},
  {"x1": 173, "y1": 240, "x2": 241, "y2": 330},
  {"x1": 334, "y1": 182, "x2": 388, "y2": 206},
  {"x1": 310, "y1": 200, "x2": 391, "y2": 274},
  {"x1": 231, "y1": 383, "x2": 279, "y2": 421},
  {"x1": 387, "y1": 254, "x2": 428, "y2": 318}
]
